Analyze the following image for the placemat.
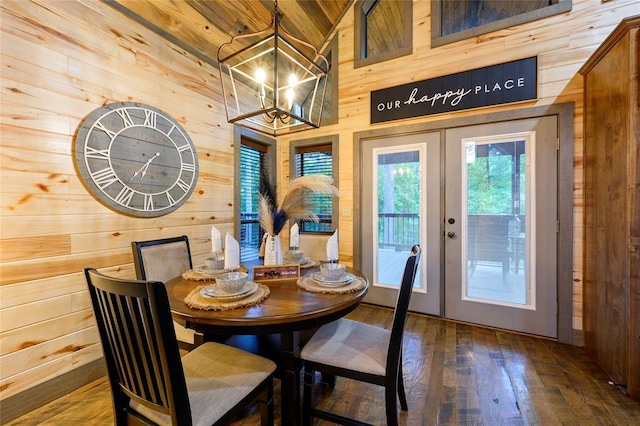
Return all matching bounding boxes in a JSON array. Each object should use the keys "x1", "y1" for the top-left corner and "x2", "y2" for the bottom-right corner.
[
  {"x1": 184, "y1": 283, "x2": 270, "y2": 311},
  {"x1": 297, "y1": 275, "x2": 367, "y2": 294}
]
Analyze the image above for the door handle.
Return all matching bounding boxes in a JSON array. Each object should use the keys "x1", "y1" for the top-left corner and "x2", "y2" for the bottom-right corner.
[{"x1": 447, "y1": 231, "x2": 456, "y2": 239}]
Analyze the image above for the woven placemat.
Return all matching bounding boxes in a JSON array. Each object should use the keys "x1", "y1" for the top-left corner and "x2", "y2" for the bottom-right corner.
[
  {"x1": 184, "y1": 283, "x2": 270, "y2": 311},
  {"x1": 297, "y1": 275, "x2": 366, "y2": 294}
]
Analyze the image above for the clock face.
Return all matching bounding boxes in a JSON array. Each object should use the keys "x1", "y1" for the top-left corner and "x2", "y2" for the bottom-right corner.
[{"x1": 74, "y1": 102, "x2": 198, "y2": 217}]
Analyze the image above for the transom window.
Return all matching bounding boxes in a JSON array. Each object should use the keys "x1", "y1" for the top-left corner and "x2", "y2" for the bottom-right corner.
[
  {"x1": 431, "y1": 0, "x2": 572, "y2": 47},
  {"x1": 354, "y1": 0, "x2": 413, "y2": 68}
]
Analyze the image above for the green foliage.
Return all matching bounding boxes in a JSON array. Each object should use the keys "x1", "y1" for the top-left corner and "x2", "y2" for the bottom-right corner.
[
  {"x1": 377, "y1": 161, "x2": 421, "y2": 213},
  {"x1": 467, "y1": 156, "x2": 512, "y2": 214}
]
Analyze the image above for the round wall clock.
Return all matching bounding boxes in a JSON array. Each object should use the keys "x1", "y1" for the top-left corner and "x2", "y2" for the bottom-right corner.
[{"x1": 74, "y1": 102, "x2": 198, "y2": 217}]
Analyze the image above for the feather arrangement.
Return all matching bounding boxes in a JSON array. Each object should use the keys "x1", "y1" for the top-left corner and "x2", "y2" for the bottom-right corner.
[{"x1": 259, "y1": 170, "x2": 338, "y2": 236}]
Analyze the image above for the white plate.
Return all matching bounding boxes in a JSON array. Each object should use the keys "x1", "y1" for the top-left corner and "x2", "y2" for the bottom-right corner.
[
  {"x1": 311, "y1": 272, "x2": 355, "y2": 287},
  {"x1": 284, "y1": 256, "x2": 309, "y2": 264},
  {"x1": 200, "y1": 281, "x2": 258, "y2": 301},
  {"x1": 300, "y1": 259, "x2": 320, "y2": 269},
  {"x1": 284, "y1": 258, "x2": 320, "y2": 269}
]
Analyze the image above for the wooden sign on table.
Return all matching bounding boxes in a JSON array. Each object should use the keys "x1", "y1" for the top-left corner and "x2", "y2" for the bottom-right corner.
[{"x1": 253, "y1": 264, "x2": 300, "y2": 282}]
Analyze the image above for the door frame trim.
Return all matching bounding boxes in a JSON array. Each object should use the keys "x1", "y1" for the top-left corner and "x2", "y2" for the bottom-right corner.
[{"x1": 353, "y1": 103, "x2": 574, "y2": 344}]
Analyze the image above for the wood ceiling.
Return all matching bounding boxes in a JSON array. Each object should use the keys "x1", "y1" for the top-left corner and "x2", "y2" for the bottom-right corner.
[{"x1": 106, "y1": 0, "x2": 354, "y2": 69}]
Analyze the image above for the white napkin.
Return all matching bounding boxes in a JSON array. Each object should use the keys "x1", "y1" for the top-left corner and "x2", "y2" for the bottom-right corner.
[
  {"x1": 326, "y1": 230, "x2": 339, "y2": 261},
  {"x1": 211, "y1": 226, "x2": 222, "y2": 253},
  {"x1": 224, "y1": 233, "x2": 240, "y2": 269},
  {"x1": 290, "y1": 223, "x2": 299, "y2": 248}
]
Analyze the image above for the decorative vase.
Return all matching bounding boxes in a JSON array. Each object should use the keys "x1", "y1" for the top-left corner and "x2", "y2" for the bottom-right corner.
[{"x1": 264, "y1": 234, "x2": 283, "y2": 265}]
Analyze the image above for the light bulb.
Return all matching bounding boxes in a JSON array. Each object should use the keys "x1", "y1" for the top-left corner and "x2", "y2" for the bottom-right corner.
[
  {"x1": 256, "y1": 68, "x2": 266, "y2": 84},
  {"x1": 286, "y1": 88, "x2": 295, "y2": 110}
]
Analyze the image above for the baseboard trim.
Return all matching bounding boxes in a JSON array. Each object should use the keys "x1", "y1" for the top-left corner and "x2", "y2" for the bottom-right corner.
[
  {"x1": 0, "y1": 359, "x2": 106, "y2": 425},
  {"x1": 573, "y1": 329, "x2": 585, "y2": 347}
]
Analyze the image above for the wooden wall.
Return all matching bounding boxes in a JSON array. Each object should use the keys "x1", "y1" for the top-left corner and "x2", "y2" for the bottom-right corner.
[
  {"x1": 1, "y1": 0, "x2": 639, "y2": 407},
  {"x1": 278, "y1": 0, "x2": 640, "y2": 339},
  {"x1": 0, "y1": 0, "x2": 235, "y2": 402}
]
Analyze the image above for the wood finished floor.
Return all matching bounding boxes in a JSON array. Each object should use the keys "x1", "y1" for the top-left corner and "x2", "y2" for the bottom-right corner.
[{"x1": 6, "y1": 304, "x2": 640, "y2": 425}]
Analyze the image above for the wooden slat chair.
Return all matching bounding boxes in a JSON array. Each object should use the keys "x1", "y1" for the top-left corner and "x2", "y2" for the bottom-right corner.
[
  {"x1": 84, "y1": 268, "x2": 276, "y2": 426},
  {"x1": 300, "y1": 245, "x2": 421, "y2": 426},
  {"x1": 132, "y1": 236, "x2": 203, "y2": 350}
]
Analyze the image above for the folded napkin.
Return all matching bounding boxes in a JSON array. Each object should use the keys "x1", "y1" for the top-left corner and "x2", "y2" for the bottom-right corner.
[
  {"x1": 290, "y1": 223, "x2": 299, "y2": 249},
  {"x1": 326, "y1": 230, "x2": 339, "y2": 261},
  {"x1": 224, "y1": 233, "x2": 240, "y2": 269},
  {"x1": 211, "y1": 225, "x2": 222, "y2": 253}
]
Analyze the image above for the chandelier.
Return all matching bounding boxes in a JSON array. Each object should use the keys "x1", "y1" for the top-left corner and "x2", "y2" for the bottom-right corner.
[{"x1": 217, "y1": 1, "x2": 329, "y2": 137}]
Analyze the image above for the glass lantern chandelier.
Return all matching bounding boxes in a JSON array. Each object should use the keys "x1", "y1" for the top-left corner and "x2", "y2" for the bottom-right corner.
[{"x1": 217, "y1": 1, "x2": 329, "y2": 137}]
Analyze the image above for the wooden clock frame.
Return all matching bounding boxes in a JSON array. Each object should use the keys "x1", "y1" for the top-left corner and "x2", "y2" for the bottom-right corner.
[{"x1": 74, "y1": 102, "x2": 198, "y2": 217}]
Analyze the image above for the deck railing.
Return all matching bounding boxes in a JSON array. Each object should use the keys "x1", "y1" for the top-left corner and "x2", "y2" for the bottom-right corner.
[
  {"x1": 242, "y1": 212, "x2": 421, "y2": 259},
  {"x1": 378, "y1": 213, "x2": 419, "y2": 251}
]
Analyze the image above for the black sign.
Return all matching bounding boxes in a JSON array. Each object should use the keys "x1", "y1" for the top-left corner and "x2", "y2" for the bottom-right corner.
[{"x1": 371, "y1": 57, "x2": 537, "y2": 124}]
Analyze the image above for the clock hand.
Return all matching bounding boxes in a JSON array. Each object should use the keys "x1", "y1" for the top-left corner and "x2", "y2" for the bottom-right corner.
[{"x1": 130, "y1": 152, "x2": 160, "y2": 181}]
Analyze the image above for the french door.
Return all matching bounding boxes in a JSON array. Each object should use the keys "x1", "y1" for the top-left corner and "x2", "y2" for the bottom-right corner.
[
  {"x1": 361, "y1": 132, "x2": 441, "y2": 316},
  {"x1": 444, "y1": 117, "x2": 557, "y2": 337},
  {"x1": 360, "y1": 116, "x2": 558, "y2": 337}
]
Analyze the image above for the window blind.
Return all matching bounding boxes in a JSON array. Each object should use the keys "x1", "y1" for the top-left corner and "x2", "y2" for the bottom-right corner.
[
  {"x1": 240, "y1": 142, "x2": 265, "y2": 262},
  {"x1": 295, "y1": 144, "x2": 333, "y2": 233}
]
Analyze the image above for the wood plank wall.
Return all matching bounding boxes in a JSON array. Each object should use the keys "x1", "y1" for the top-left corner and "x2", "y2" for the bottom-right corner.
[
  {"x1": 0, "y1": 0, "x2": 235, "y2": 402},
  {"x1": 278, "y1": 0, "x2": 639, "y2": 340},
  {"x1": 1, "y1": 0, "x2": 639, "y2": 405}
]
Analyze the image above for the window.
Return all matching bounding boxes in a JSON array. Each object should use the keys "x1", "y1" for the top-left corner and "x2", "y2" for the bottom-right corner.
[
  {"x1": 354, "y1": 0, "x2": 413, "y2": 68},
  {"x1": 239, "y1": 140, "x2": 266, "y2": 263},
  {"x1": 235, "y1": 129, "x2": 275, "y2": 265},
  {"x1": 431, "y1": 0, "x2": 572, "y2": 48},
  {"x1": 290, "y1": 136, "x2": 339, "y2": 233}
]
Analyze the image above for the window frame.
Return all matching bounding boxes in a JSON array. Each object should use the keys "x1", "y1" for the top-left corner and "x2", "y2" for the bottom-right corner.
[
  {"x1": 321, "y1": 34, "x2": 339, "y2": 126},
  {"x1": 289, "y1": 135, "x2": 339, "y2": 233},
  {"x1": 354, "y1": 0, "x2": 413, "y2": 69},
  {"x1": 431, "y1": 0, "x2": 572, "y2": 48},
  {"x1": 233, "y1": 127, "x2": 276, "y2": 244}
]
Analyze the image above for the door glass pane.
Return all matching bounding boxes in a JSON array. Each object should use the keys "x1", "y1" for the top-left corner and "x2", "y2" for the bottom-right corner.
[
  {"x1": 463, "y1": 138, "x2": 531, "y2": 306},
  {"x1": 375, "y1": 148, "x2": 423, "y2": 288}
]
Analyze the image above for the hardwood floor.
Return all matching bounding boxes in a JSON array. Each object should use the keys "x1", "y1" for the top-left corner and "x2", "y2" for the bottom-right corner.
[{"x1": 6, "y1": 304, "x2": 640, "y2": 425}]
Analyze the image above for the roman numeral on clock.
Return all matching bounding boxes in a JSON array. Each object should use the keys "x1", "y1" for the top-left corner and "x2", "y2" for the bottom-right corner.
[{"x1": 91, "y1": 167, "x2": 118, "y2": 189}]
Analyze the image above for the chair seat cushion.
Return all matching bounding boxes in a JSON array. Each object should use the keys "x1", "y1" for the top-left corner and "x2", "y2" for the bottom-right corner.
[
  {"x1": 300, "y1": 318, "x2": 390, "y2": 376},
  {"x1": 131, "y1": 342, "x2": 276, "y2": 426}
]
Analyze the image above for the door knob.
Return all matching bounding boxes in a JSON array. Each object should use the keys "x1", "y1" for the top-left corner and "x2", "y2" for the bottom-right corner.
[{"x1": 447, "y1": 231, "x2": 456, "y2": 238}]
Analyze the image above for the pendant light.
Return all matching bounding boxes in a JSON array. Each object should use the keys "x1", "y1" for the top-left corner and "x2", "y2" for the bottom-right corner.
[{"x1": 217, "y1": 0, "x2": 329, "y2": 137}]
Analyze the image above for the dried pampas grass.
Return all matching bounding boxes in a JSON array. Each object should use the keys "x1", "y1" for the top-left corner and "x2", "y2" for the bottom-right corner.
[{"x1": 259, "y1": 173, "x2": 338, "y2": 236}]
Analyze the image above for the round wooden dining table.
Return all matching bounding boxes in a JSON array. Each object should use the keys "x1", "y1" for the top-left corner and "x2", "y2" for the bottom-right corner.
[{"x1": 165, "y1": 265, "x2": 369, "y2": 426}]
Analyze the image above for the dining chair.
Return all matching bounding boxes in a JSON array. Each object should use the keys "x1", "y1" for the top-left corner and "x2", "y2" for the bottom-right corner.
[
  {"x1": 84, "y1": 268, "x2": 276, "y2": 426},
  {"x1": 300, "y1": 245, "x2": 421, "y2": 426},
  {"x1": 131, "y1": 235, "x2": 203, "y2": 350},
  {"x1": 298, "y1": 233, "x2": 331, "y2": 261}
]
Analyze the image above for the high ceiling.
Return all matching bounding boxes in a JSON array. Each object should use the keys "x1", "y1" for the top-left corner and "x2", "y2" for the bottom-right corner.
[{"x1": 106, "y1": 0, "x2": 353, "y2": 69}]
